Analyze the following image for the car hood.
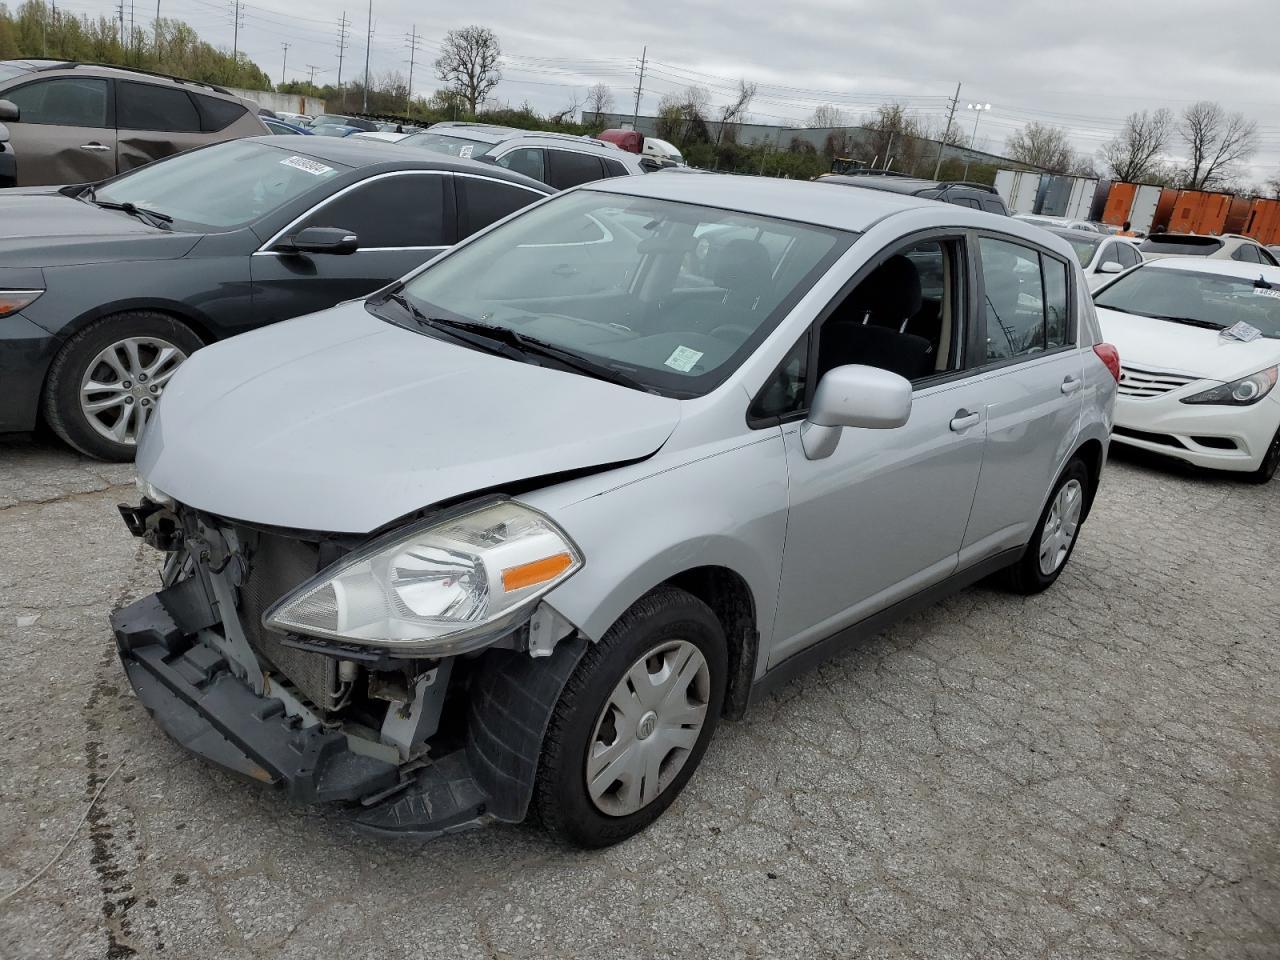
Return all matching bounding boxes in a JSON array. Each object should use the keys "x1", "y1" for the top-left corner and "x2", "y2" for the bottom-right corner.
[
  {"x1": 0, "y1": 193, "x2": 200, "y2": 267},
  {"x1": 1096, "y1": 307, "x2": 1280, "y2": 382},
  {"x1": 137, "y1": 304, "x2": 683, "y2": 533}
]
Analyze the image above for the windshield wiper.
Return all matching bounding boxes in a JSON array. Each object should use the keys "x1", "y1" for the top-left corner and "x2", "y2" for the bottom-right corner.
[
  {"x1": 91, "y1": 199, "x2": 173, "y2": 230},
  {"x1": 1150, "y1": 315, "x2": 1225, "y2": 331},
  {"x1": 381, "y1": 292, "x2": 514, "y2": 358}
]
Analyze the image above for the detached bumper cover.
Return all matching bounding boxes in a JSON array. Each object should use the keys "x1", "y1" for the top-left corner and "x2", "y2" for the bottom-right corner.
[{"x1": 111, "y1": 588, "x2": 586, "y2": 836}]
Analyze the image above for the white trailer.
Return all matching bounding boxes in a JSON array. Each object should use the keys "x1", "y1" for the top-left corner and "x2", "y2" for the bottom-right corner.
[{"x1": 994, "y1": 170, "x2": 1041, "y2": 215}]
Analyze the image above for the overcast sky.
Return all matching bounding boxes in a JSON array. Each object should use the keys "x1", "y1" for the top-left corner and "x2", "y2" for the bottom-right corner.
[{"x1": 78, "y1": 0, "x2": 1280, "y2": 183}]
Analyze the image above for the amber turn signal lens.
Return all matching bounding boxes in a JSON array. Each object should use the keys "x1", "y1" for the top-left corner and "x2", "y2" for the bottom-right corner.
[
  {"x1": 0, "y1": 290, "x2": 43, "y2": 318},
  {"x1": 502, "y1": 552, "x2": 574, "y2": 592}
]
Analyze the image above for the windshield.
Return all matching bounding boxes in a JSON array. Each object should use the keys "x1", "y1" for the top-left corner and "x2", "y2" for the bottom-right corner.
[
  {"x1": 96, "y1": 140, "x2": 347, "y2": 230},
  {"x1": 1058, "y1": 233, "x2": 1102, "y2": 265},
  {"x1": 390, "y1": 190, "x2": 849, "y2": 397},
  {"x1": 1094, "y1": 265, "x2": 1280, "y2": 338},
  {"x1": 400, "y1": 132, "x2": 494, "y2": 160}
]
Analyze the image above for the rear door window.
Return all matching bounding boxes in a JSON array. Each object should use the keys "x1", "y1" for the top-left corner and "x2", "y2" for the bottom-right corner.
[
  {"x1": 6, "y1": 77, "x2": 109, "y2": 127},
  {"x1": 457, "y1": 177, "x2": 545, "y2": 236},
  {"x1": 980, "y1": 197, "x2": 1006, "y2": 215},
  {"x1": 547, "y1": 150, "x2": 605, "y2": 189},
  {"x1": 1232, "y1": 243, "x2": 1260, "y2": 263},
  {"x1": 117, "y1": 81, "x2": 200, "y2": 132},
  {"x1": 979, "y1": 236, "x2": 1048, "y2": 361},
  {"x1": 296, "y1": 173, "x2": 446, "y2": 248},
  {"x1": 495, "y1": 147, "x2": 545, "y2": 183}
]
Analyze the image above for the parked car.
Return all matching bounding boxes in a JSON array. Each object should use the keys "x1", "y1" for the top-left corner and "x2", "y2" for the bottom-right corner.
[
  {"x1": 275, "y1": 111, "x2": 312, "y2": 127},
  {"x1": 0, "y1": 60, "x2": 267, "y2": 186},
  {"x1": 0, "y1": 136, "x2": 552, "y2": 460},
  {"x1": 1094, "y1": 258, "x2": 1280, "y2": 481},
  {"x1": 1016, "y1": 214, "x2": 1102, "y2": 233},
  {"x1": 262, "y1": 117, "x2": 311, "y2": 135},
  {"x1": 308, "y1": 113, "x2": 378, "y2": 132},
  {"x1": 818, "y1": 171, "x2": 1011, "y2": 216},
  {"x1": 310, "y1": 123, "x2": 362, "y2": 138},
  {"x1": 110, "y1": 174, "x2": 1116, "y2": 847},
  {"x1": 1138, "y1": 232, "x2": 1279, "y2": 265},
  {"x1": 349, "y1": 130, "x2": 412, "y2": 143},
  {"x1": 400, "y1": 123, "x2": 647, "y2": 188},
  {"x1": 1046, "y1": 226, "x2": 1144, "y2": 290}
]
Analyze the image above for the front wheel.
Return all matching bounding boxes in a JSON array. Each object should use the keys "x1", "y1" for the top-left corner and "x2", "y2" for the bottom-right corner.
[
  {"x1": 532, "y1": 586, "x2": 727, "y2": 848},
  {"x1": 1245, "y1": 425, "x2": 1280, "y2": 485},
  {"x1": 1001, "y1": 458, "x2": 1091, "y2": 595}
]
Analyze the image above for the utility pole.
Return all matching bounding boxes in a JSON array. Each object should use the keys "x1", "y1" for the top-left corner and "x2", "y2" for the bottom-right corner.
[
  {"x1": 129, "y1": 0, "x2": 135, "y2": 61},
  {"x1": 404, "y1": 25, "x2": 420, "y2": 114},
  {"x1": 361, "y1": 0, "x2": 372, "y2": 113},
  {"x1": 631, "y1": 45, "x2": 646, "y2": 130},
  {"x1": 153, "y1": 0, "x2": 160, "y2": 58},
  {"x1": 336, "y1": 11, "x2": 350, "y2": 104},
  {"x1": 932, "y1": 82, "x2": 961, "y2": 180},
  {"x1": 305, "y1": 65, "x2": 322, "y2": 96},
  {"x1": 230, "y1": 0, "x2": 243, "y2": 61},
  {"x1": 116, "y1": 0, "x2": 124, "y2": 47},
  {"x1": 280, "y1": 42, "x2": 290, "y2": 86},
  {"x1": 884, "y1": 131, "x2": 895, "y2": 170}
]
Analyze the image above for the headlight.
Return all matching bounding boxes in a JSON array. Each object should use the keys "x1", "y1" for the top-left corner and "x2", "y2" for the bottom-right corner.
[
  {"x1": 0, "y1": 290, "x2": 43, "y2": 318},
  {"x1": 1181, "y1": 366, "x2": 1278, "y2": 406},
  {"x1": 265, "y1": 500, "x2": 582, "y2": 655}
]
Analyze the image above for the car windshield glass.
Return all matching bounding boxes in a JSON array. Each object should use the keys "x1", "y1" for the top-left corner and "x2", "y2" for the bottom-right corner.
[
  {"x1": 1094, "y1": 266, "x2": 1280, "y2": 338},
  {"x1": 95, "y1": 140, "x2": 348, "y2": 230},
  {"x1": 400, "y1": 132, "x2": 494, "y2": 159},
  {"x1": 1060, "y1": 233, "x2": 1102, "y2": 265},
  {"x1": 390, "y1": 190, "x2": 850, "y2": 397}
]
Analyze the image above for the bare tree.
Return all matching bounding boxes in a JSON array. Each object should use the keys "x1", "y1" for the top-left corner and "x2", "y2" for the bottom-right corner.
[
  {"x1": 1100, "y1": 109, "x2": 1173, "y2": 182},
  {"x1": 434, "y1": 25, "x2": 501, "y2": 115},
  {"x1": 656, "y1": 86, "x2": 712, "y2": 145},
  {"x1": 808, "y1": 104, "x2": 846, "y2": 129},
  {"x1": 1180, "y1": 100, "x2": 1258, "y2": 190},
  {"x1": 547, "y1": 89, "x2": 583, "y2": 125},
  {"x1": 584, "y1": 82, "x2": 613, "y2": 119},
  {"x1": 1006, "y1": 122, "x2": 1075, "y2": 173},
  {"x1": 715, "y1": 80, "x2": 756, "y2": 146}
]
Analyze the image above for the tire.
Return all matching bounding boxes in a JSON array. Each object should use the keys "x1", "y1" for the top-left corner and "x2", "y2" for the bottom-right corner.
[
  {"x1": 1001, "y1": 458, "x2": 1091, "y2": 595},
  {"x1": 1245, "y1": 425, "x2": 1280, "y2": 485},
  {"x1": 532, "y1": 586, "x2": 728, "y2": 848},
  {"x1": 42, "y1": 312, "x2": 203, "y2": 461}
]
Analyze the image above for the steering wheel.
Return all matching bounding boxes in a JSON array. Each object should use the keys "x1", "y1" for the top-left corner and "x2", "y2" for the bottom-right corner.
[{"x1": 709, "y1": 324, "x2": 753, "y2": 344}]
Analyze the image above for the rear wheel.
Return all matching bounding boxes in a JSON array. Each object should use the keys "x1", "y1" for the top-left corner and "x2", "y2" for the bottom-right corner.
[
  {"x1": 1001, "y1": 458, "x2": 1091, "y2": 595},
  {"x1": 532, "y1": 586, "x2": 727, "y2": 848},
  {"x1": 42, "y1": 312, "x2": 201, "y2": 461},
  {"x1": 1245, "y1": 425, "x2": 1280, "y2": 485}
]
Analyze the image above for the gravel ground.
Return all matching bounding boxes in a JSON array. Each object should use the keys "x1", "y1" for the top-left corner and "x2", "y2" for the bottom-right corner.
[{"x1": 0, "y1": 436, "x2": 1276, "y2": 960}]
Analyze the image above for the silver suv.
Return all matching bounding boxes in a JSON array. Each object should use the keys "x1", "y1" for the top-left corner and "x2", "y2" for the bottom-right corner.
[
  {"x1": 399, "y1": 122, "x2": 648, "y2": 188},
  {"x1": 111, "y1": 174, "x2": 1118, "y2": 847}
]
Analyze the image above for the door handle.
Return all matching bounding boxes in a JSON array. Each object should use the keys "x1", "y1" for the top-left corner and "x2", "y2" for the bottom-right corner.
[
  {"x1": 1061, "y1": 375, "x2": 1082, "y2": 395},
  {"x1": 949, "y1": 409, "x2": 981, "y2": 432},
  {"x1": 551, "y1": 264, "x2": 579, "y2": 278},
  {"x1": 79, "y1": 142, "x2": 111, "y2": 152}
]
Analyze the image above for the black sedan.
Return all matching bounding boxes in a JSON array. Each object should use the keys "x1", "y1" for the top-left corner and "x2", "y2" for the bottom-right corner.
[{"x1": 0, "y1": 137, "x2": 553, "y2": 460}]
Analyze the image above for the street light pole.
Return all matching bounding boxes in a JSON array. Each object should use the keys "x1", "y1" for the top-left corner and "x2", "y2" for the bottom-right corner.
[{"x1": 963, "y1": 102, "x2": 991, "y2": 180}]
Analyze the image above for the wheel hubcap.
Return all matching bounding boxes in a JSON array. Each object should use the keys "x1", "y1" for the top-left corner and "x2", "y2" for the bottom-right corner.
[
  {"x1": 585, "y1": 640, "x2": 710, "y2": 817},
  {"x1": 1039, "y1": 478, "x2": 1083, "y2": 575},
  {"x1": 79, "y1": 337, "x2": 188, "y2": 446}
]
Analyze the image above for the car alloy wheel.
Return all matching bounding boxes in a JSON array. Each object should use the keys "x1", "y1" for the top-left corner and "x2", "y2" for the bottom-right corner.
[
  {"x1": 1038, "y1": 477, "x2": 1083, "y2": 575},
  {"x1": 585, "y1": 639, "x2": 711, "y2": 817},
  {"x1": 78, "y1": 336, "x2": 188, "y2": 446}
]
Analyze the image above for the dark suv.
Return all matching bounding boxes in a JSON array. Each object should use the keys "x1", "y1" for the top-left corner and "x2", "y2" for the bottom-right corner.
[
  {"x1": 818, "y1": 171, "x2": 1011, "y2": 216},
  {"x1": 0, "y1": 60, "x2": 268, "y2": 186}
]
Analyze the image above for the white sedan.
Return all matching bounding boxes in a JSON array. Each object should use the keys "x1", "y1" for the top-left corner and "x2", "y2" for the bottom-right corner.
[
  {"x1": 1094, "y1": 258, "x2": 1280, "y2": 482},
  {"x1": 1047, "y1": 227, "x2": 1145, "y2": 291}
]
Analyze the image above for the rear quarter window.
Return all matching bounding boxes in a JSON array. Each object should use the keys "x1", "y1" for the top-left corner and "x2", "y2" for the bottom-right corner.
[{"x1": 194, "y1": 94, "x2": 248, "y2": 133}]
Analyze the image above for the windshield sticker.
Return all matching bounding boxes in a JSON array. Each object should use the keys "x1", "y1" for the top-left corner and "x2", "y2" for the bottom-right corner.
[
  {"x1": 1252, "y1": 287, "x2": 1280, "y2": 300},
  {"x1": 664, "y1": 345, "x2": 704, "y2": 372},
  {"x1": 458, "y1": 145, "x2": 475, "y2": 159},
  {"x1": 1220, "y1": 320, "x2": 1263, "y2": 342},
  {"x1": 280, "y1": 155, "x2": 335, "y2": 176}
]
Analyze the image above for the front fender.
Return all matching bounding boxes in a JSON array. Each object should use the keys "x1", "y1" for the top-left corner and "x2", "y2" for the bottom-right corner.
[{"x1": 521, "y1": 431, "x2": 789, "y2": 679}]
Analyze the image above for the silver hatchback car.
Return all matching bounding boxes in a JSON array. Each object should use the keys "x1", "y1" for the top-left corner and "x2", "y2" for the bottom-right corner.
[{"x1": 111, "y1": 174, "x2": 1118, "y2": 847}]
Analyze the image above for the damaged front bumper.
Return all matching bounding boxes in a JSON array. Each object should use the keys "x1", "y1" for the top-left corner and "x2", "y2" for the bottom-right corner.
[{"x1": 110, "y1": 503, "x2": 585, "y2": 838}]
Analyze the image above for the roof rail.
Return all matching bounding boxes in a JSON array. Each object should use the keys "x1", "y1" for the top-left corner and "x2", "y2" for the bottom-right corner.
[
  {"x1": 32, "y1": 60, "x2": 231, "y2": 95},
  {"x1": 521, "y1": 131, "x2": 611, "y2": 147},
  {"x1": 838, "y1": 169, "x2": 914, "y2": 179},
  {"x1": 934, "y1": 180, "x2": 998, "y2": 195}
]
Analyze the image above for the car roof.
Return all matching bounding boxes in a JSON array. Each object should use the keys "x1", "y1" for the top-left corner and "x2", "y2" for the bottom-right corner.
[
  {"x1": 0, "y1": 60, "x2": 240, "y2": 97},
  {"x1": 1046, "y1": 226, "x2": 1104, "y2": 241},
  {"x1": 1142, "y1": 257, "x2": 1280, "y2": 280},
  {"x1": 820, "y1": 173, "x2": 941, "y2": 195},
  {"x1": 243, "y1": 135, "x2": 553, "y2": 192}
]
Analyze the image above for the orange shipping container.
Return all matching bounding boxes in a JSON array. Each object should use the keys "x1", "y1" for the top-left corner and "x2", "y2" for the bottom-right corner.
[
  {"x1": 1102, "y1": 182, "x2": 1138, "y2": 227},
  {"x1": 1224, "y1": 195, "x2": 1253, "y2": 235},
  {"x1": 1167, "y1": 191, "x2": 1232, "y2": 234},
  {"x1": 1151, "y1": 189, "x2": 1177, "y2": 233},
  {"x1": 1242, "y1": 198, "x2": 1280, "y2": 246}
]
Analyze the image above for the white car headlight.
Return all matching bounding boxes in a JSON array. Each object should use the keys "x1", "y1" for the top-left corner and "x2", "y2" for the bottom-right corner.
[
  {"x1": 1181, "y1": 366, "x2": 1278, "y2": 406},
  {"x1": 264, "y1": 500, "x2": 582, "y2": 655}
]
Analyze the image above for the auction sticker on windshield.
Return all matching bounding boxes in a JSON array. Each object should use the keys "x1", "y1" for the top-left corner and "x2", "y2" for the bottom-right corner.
[
  {"x1": 280, "y1": 156, "x2": 336, "y2": 176},
  {"x1": 459, "y1": 145, "x2": 475, "y2": 159},
  {"x1": 1221, "y1": 320, "x2": 1263, "y2": 343},
  {"x1": 665, "y1": 345, "x2": 704, "y2": 372}
]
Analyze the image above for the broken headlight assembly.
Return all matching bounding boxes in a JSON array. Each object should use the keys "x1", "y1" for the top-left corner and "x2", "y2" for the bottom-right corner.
[
  {"x1": 1181, "y1": 366, "x2": 1278, "y2": 406},
  {"x1": 265, "y1": 499, "x2": 582, "y2": 656}
]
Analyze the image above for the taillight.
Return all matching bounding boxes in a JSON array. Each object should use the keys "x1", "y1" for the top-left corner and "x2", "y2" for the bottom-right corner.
[{"x1": 1093, "y1": 343, "x2": 1121, "y2": 382}]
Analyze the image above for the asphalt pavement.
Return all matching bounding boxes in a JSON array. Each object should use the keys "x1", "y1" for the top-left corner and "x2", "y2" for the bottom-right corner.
[{"x1": 0, "y1": 436, "x2": 1276, "y2": 960}]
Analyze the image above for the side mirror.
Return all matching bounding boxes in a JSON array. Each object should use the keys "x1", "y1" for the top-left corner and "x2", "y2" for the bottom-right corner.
[
  {"x1": 801, "y1": 364, "x2": 912, "y2": 460},
  {"x1": 1098, "y1": 261, "x2": 1124, "y2": 274},
  {"x1": 282, "y1": 226, "x2": 359, "y2": 255},
  {"x1": 0, "y1": 99, "x2": 18, "y2": 122}
]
